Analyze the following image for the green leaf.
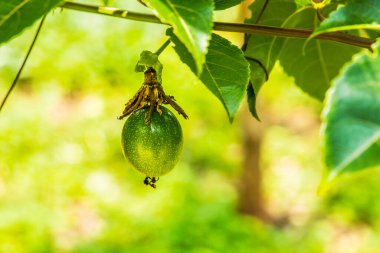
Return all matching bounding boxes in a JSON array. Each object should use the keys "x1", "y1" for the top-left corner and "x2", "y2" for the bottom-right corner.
[
  {"x1": 295, "y1": 0, "x2": 312, "y2": 7},
  {"x1": 245, "y1": 60, "x2": 265, "y2": 121},
  {"x1": 247, "y1": 84, "x2": 260, "y2": 120},
  {"x1": 214, "y1": 0, "x2": 243, "y2": 10},
  {"x1": 295, "y1": 0, "x2": 344, "y2": 8},
  {"x1": 314, "y1": 0, "x2": 380, "y2": 36},
  {"x1": 144, "y1": 0, "x2": 213, "y2": 75},
  {"x1": 135, "y1": 51, "x2": 163, "y2": 83},
  {"x1": 167, "y1": 29, "x2": 250, "y2": 121},
  {"x1": 0, "y1": 0, "x2": 62, "y2": 45},
  {"x1": 322, "y1": 43, "x2": 380, "y2": 182},
  {"x1": 101, "y1": 0, "x2": 113, "y2": 6},
  {"x1": 279, "y1": 7, "x2": 359, "y2": 100},
  {"x1": 244, "y1": 0, "x2": 297, "y2": 118}
]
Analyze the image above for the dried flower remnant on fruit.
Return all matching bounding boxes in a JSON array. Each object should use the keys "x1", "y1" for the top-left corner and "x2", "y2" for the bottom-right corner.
[{"x1": 118, "y1": 67, "x2": 188, "y2": 125}]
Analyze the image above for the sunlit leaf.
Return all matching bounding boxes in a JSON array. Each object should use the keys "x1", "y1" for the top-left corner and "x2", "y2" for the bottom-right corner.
[
  {"x1": 144, "y1": 0, "x2": 213, "y2": 75},
  {"x1": 135, "y1": 50, "x2": 163, "y2": 83},
  {"x1": 101, "y1": 0, "x2": 114, "y2": 6},
  {"x1": 322, "y1": 43, "x2": 380, "y2": 181},
  {"x1": 214, "y1": 0, "x2": 243, "y2": 10},
  {"x1": 314, "y1": 0, "x2": 380, "y2": 36},
  {"x1": 295, "y1": 0, "x2": 344, "y2": 8},
  {"x1": 167, "y1": 29, "x2": 250, "y2": 121},
  {"x1": 0, "y1": 0, "x2": 62, "y2": 45}
]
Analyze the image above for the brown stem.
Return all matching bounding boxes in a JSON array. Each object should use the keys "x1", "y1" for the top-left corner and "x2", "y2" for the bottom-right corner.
[
  {"x1": 137, "y1": 0, "x2": 147, "y2": 7},
  {"x1": 255, "y1": 0, "x2": 269, "y2": 23},
  {"x1": 213, "y1": 22, "x2": 373, "y2": 50},
  {"x1": 317, "y1": 8, "x2": 326, "y2": 22},
  {"x1": 60, "y1": 1, "x2": 374, "y2": 50}
]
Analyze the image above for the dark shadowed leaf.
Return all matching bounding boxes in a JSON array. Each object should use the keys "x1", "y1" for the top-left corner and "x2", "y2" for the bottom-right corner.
[
  {"x1": 214, "y1": 0, "x2": 244, "y2": 10},
  {"x1": 0, "y1": 0, "x2": 62, "y2": 45},
  {"x1": 246, "y1": 84, "x2": 260, "y2": 120},
  {"x1": 244, "y1": 0, "x2": 297, "y2": 119}
]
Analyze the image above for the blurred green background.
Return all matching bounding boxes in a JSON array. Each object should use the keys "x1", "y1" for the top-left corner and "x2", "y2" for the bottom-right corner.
[{"x1": 1, "y1": 1, "x2": 380, "y2": 252}]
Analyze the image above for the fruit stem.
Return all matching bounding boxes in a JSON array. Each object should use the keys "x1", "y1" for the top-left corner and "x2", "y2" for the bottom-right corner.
[{"x1": 155, "y1": 39, "x2": 171, "y2": 56}]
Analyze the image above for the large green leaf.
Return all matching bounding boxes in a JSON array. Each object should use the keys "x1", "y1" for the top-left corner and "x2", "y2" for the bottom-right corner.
[
  {"x1": 0, "y1": 0, "x2": 62, "y2": 45},
  {"x1": 322, "y1": 43, "x2": 380, "y2": 182},
  {"x1": 295, "y1": 0, "x2": 312, "y2": 7},
  {"x1": 244, "y1": 0, "x2": 297, "y2": 118},
  {"x1": 295, "y1": 0, "x2": 348, "y2": 8},
  {"x1": 167, "y1": 29, "x2": 250, "y2": 121},
  {"x1": 144, "y1": 0, "x2": 213, "y2": 75},
  {"x1": 314, "y1": 0, "x2": 380, "y2": 36},
  {"x1": 279, "y1": 7, "x2": 359, "y2": 100},
  {"x1": 214, "y1": 0, "x2": 243, "y2": 10}
]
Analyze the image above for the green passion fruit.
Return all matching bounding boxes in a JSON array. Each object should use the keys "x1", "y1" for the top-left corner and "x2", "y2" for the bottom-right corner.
[{"x1": 121, "y1": 106, "x2": 183, "y2": 177}]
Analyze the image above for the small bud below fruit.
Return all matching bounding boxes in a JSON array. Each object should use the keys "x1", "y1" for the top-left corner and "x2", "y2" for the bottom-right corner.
[{"x1": 144, "y1": 177, "x2": 159, "y2": 188}]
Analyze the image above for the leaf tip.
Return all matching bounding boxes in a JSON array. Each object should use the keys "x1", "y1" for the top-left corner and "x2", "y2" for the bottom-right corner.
[
  {"x1": 317, "y1": 171, "x2": 337, "y2": 196},
  {"x1": 227, "y1": 111, "x2": 236, "y2": 124},
  {"x1": 248, "y1": 105, "x2": 261, "y2": 121}
]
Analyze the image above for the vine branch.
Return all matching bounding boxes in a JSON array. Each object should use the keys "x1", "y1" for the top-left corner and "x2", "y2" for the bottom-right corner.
[
  {"x1": 0, "y1": 16, "x2": 46, "y2": 112},
  {"x1": 60, "y1": 1, "x2": 374, "y2": 50}
]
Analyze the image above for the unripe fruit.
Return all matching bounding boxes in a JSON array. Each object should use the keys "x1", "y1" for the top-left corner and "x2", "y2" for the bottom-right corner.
[{"x1": 121, "y1": 106, "x2": 183, "y2": 177}]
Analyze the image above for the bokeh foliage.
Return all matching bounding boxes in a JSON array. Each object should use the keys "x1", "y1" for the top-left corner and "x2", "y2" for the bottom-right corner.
[{"x1": 1, "y1": 1, "x2": 380, "y2": 252}]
